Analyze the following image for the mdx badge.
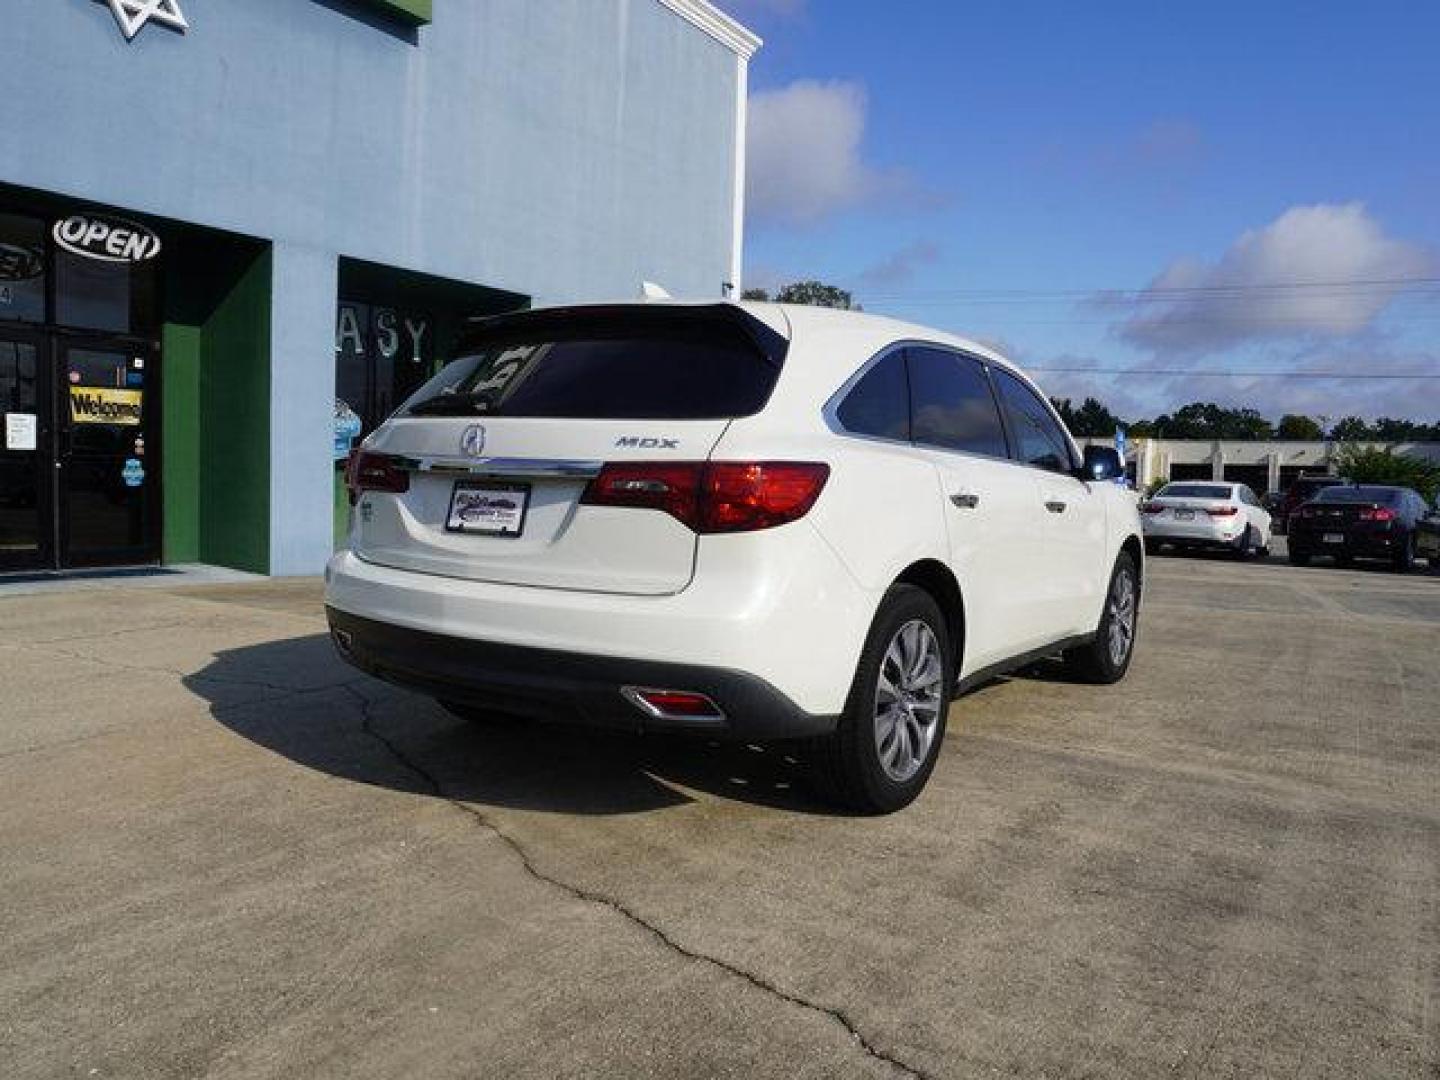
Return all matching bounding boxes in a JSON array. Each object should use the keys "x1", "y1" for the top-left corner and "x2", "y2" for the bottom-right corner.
[
  {"x1": 615, "y1": 436, "x2": 679, "y2": 449},
  {"x1": 460, "y1": 424, "x2": 487, "y2": 457}
]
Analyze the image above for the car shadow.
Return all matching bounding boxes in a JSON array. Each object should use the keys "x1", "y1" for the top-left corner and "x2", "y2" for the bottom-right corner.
[{"x1": 184, "y1": 634, "x2": 843, "y2": 817}]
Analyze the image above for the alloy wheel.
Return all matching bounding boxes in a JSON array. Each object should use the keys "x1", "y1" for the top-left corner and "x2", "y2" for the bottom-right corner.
[
  {"x1": 1107, "y1": 568, "x2": 1138, "y2": 667},
  {"x1": 874, "y1": 620, "x2": 944, "y2": 783}
]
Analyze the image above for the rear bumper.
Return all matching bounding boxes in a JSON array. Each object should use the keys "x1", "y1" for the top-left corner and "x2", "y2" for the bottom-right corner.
[
  {"x1": 326, "y1": 607, "x2": 837, "y2": 740},
  {"x1": 1289, "y1": 527, "x2": 1401, "y2": 559},
  {"x1": 1142, "y1": 519, "x2": 1244, "y2": 547}
]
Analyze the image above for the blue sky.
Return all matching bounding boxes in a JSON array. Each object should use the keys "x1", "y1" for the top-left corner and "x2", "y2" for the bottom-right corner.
[{"x1": 718, "y1": 0, "x2": 1440, "y2": 421}]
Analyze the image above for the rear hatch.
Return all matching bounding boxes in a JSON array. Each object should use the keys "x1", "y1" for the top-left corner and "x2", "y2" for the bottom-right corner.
[
  {"x1": 1293, "y1": 495, "x2": 1391, "y2": 534},
  {"x1": 349, "y1": 304, "x2": 788, "y2": 596}
]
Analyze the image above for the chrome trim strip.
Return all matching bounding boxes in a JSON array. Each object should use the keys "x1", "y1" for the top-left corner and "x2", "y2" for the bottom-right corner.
[{"x1": 395, "y1": 456, "x2": 606, "y2": 479}]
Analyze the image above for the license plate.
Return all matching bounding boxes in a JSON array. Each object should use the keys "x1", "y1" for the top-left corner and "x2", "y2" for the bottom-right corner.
[
  {"x1": 446, "y1": 481, "x2": 530, "y2": 536},
  {"x1": 1173, "y1": 509, "x2": 1195, "y2": 520},
  {"x1": 1323, "y1": 532, "x2": 1344, "y2": 544}
]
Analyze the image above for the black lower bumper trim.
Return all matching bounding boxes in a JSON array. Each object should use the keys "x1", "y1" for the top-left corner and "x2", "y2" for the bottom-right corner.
[{"x1": 325, "y1": 607, "x2": 838, "y2": 740}]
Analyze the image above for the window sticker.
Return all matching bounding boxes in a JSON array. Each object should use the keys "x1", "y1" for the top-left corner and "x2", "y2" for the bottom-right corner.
[{"x1": 5, "y1": 412, "x2": 37, "y2": 450}]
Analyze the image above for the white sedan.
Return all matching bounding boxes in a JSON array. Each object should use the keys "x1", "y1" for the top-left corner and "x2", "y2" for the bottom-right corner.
[{"x1": 1141, "y1": 481, "x2": 1272, "y2": 558}]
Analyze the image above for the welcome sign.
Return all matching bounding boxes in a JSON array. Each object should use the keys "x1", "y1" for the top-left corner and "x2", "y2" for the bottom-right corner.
[{"x1": 71, "y1": 387, "x2": 144, "y2": 426}]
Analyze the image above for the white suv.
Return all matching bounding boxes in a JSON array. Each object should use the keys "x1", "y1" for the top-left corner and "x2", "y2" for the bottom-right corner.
[{"x1": 325, "y1": 302, "x2": 1143, "y2": 813}]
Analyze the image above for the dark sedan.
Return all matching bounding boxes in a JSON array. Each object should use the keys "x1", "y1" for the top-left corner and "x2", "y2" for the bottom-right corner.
[
  {"x1": 1274, "y1": 474, "x2": 1347, "y2": 534},
  {"x1": 1418, "y1": 497, "x2": 1440, "y2": 565},
  {"x1": 1288, "y1": 484, "x2": 1430, "y2": 571}
]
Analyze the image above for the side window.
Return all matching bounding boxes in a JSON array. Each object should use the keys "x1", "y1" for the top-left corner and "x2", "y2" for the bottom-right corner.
[
  {"x1": 992, "y1": 368, "x2": 1076, "y2": 473},
  {"x1": 906, "y1": 347, "x2": 1008, "y2": 457},
  {"x1": 835, "y1": 352, "x2": 909, "y2": 441}
]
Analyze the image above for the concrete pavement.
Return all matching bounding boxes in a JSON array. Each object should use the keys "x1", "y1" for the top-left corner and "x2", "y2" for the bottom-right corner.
[{"x1": 2, "y1": 552, "x2": 1437, "y2": 1078}]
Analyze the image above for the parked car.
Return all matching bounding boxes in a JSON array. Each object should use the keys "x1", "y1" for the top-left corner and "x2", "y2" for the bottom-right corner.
[
  {"x1": 1139, "y1": 481, "x2": 1272, "y2": 558},
  {"x1": 1288, "y1": 484, "x2": 1430, "y2": 570},
  {"x1": 1410, "y1": 494, "x2": 1439, "y2": 565},
  {"x1": 1275, "y1": 474, "x2": 1347, "y2": 534},
  {"x1": 325, "y1": 302, "x2": 1145, "y2": 813}
]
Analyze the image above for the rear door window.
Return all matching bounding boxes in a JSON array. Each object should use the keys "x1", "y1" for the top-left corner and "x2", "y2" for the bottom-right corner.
[
  {"x1": 992, "y1": 368, "x2": 1077, "y2": 473},
  {"x1": 404, "y1": 313, "x2": 782, "y2": 421},
  {"x1": 835, "y1": 352, "x2": 910, "y2": 441},
  {"x1": 906, "y1": 347, "x2": 1008, "y2": 457}
]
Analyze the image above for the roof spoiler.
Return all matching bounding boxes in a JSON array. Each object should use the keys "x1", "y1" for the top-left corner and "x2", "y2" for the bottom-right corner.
[{"x1": 457, "y1": 303, "x2": 790, "y2": 370}]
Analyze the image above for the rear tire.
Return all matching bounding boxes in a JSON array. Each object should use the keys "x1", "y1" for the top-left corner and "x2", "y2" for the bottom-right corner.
[
  {"x1": 1288, "y1": 549, "x2": 1310, "y2": 567},
  {"x1": 1394, "y1": 531, "x2": 1416, "y2": 572},
  {"x1": 1062, "y1": 552, "x2": 1140, "y2": 685},
  {"x1": 808, "y1": 584, "x2": 952, "y2": 815},
  {"x1": 1233, "y1": 525, "x2": 1257, "y2": 560}
]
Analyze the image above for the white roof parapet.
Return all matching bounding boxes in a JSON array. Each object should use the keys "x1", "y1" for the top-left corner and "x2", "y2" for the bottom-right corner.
[{"x1": 655, "y1": 0, "x2": 762, "y2": 58}]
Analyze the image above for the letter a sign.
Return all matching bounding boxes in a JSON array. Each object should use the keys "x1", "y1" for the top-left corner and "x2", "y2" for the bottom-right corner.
[{"x1": 106, "y1": 0, "x2": 189, "y2": 41}]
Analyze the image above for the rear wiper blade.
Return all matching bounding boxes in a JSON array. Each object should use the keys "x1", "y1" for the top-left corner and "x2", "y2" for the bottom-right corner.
[{"x1": 407, "y1": 391, "x2": 500, "y2": 417}]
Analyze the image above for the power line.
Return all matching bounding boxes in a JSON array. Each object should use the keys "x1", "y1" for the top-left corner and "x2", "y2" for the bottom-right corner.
[
  {"x1": 1027, "y1": 367, "x2": 1440, "y2": 379},
  {"x1": 857, "y1": 274, "x2": 1440, "y2": 303}
]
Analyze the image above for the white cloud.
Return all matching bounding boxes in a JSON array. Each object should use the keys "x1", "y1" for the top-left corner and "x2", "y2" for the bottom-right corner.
[
  {"x1": 1116, "y1": 203, "x2": 1432, "y2": 352},
  {"x1": 746, "y1": 79, "x2": 886, "y2": 226},
  {"x1": 855, "y1": 241, "x2": 941, "y2": 290}
]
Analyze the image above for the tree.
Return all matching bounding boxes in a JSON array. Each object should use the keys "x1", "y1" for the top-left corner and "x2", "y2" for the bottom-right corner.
[
  {"x1": 773, "y1": 280, "x2": 858, "y2": 310},
  {"x1": 740, "y1": 287, "x2": 770, "y2": 301},
  {"x1": 1329, "y1": 416, "x2": 1373, "y2": 442},
  {"x1": 1276, "y1": 414, "x2": 1324, "y2": 440},
  {"x1": 1334, "y1": 445, "x2": 1440, "y2": 501},
  {"x1": 1149, "y1": 402, "x2": 1274, "y2": 440}
]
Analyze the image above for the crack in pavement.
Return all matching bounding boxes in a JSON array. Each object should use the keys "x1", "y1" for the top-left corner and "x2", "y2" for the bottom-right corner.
[{"x1": 341, "y1": 684, "x2": 933, "y2": 1080}]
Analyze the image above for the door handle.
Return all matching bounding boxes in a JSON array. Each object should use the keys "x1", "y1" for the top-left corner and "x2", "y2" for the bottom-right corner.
[
  {"x1": 950, "y1": 491, "x2": 980, "y2": 509},
  {"x1": 1045, "y1": 500, "x2": 1068, "y2": 514}
]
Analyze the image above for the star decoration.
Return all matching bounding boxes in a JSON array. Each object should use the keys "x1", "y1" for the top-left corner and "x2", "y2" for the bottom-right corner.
[{"x1": 106, "y1": 0, "x2": 188, "y2": 41}]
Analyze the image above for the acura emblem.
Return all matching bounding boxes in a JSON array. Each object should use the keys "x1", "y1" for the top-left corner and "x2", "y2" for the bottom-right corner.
[{"x1": 460, "y1": 424, "x2": 486, "y2": 457}]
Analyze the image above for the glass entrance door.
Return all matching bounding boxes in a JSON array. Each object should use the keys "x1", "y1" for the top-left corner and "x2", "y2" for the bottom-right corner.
[
  {"x1": 58, "y1": 342, "x2": 157, "y2": 567},
  {"x1": 0, "y1": 332, "x2": 51, "y2": 571}
]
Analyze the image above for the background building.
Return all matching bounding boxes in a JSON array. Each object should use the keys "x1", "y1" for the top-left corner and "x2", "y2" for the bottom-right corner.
[
  {"x1": 0, "y1": 0, "x2": 756, "y2": 575},
  {"x1": 1079, "y1": 437, "x2": 1440, "y2": 494}
]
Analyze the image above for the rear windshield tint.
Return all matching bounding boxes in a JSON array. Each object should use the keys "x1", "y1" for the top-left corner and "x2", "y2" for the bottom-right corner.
[
  {"x1": 1292, "y1": 479, "x2": 1342, "y2": 496},
  {"x1": 1158, "y1": 484, "x2": 1231, "y2": 499},
  {"x1": 403, "y1": 315, "x2": 782, "y2": 421},
  {"x1": 1313, "y1": 486, "x2": 1399, "y2": 504}
]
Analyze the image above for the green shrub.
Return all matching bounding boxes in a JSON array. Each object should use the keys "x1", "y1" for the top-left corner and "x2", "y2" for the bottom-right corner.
[{"x1": 1334, "y1": 445, "x2": 1440, "y2": 502}]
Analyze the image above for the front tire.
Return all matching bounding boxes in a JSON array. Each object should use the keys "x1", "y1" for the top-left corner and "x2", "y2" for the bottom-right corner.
[
  {"x1": 1063, "y1": 552, "x2": 1140, "y2": 684},
  {"x1": 809, "y1": 584, "x2": 951, "y2": 815}
]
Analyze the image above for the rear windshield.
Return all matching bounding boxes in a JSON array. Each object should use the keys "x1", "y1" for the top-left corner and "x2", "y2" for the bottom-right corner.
[
  {"x1": 1292, "y1": 478, "x2": 1342, "y2": 496},
  {"x1": 403, "y1": 315, "x2": 782, "y2": 421},
  {"x1": 1313, "y1": 486, "x2": 1399, "y2": 504},
  {"x1": 1158, "y1": 484, "x2": 1231, "y2": 499}
]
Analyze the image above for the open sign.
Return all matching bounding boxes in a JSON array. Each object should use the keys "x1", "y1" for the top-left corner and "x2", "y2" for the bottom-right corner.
[{"x1": 52, "y1": 214, "x2": 162, "y2": 264}]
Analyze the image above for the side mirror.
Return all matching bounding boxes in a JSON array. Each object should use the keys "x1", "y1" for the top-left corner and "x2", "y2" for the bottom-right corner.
[{"x1": 1077, "y1": 445, "x2": 1123, "y2": 482}]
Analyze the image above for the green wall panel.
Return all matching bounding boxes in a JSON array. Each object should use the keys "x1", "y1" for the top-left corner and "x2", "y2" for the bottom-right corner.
[
  {"x1": 357, "y1": 0, "x2": 432, "y2": 24},
  {"x1": 160, "y1": 323, "x2": 202, "y2": 563},
  {"x1": 199, "y1": 249, "x2": 272, "y2": 573}
]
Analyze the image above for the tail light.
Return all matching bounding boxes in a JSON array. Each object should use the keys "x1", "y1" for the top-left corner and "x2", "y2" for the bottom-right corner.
[
  {"x1": 582, "y1": 461, "x2": 830, "y2": 533},
  {"x1": 1359, "y1": 507, "x2": 1396, "y2": 522},
  {"x1": 1139, "y1": 502, "x2": 1164, "y2": 515},
  {"x1": 1206, "y1": 506, "x2": 1240, "y2": 517},
  {"x1": 344, "y1": 450, "x2": 410, "y2": 504}
]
